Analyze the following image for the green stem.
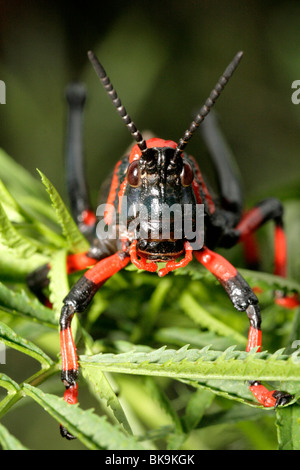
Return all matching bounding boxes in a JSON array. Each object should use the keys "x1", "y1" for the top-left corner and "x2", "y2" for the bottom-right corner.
[{"x1": 0, "y1": 363, "x2": 60, "y2": 419}]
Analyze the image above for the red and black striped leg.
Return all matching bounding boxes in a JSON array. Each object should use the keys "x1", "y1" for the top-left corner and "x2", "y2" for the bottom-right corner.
[
  {"x1": 235, "y1": 198, "x2": 286, "y2": 276},
  {"x1": 26, "y1": 252, "x2": 99, "y2": 308},
  {"x1": 242, "y1": 232, "x2": 261, "y2": 271},
  {"x1": 194, "y1": 246, "x2": 293, "y2": 407},
  {"x1": 234, "y1": 199, "x2": 300, "y2": 308},
  {"x1": 59, "y1": 250, "x2": 130, "y2": 439},
  {"x1": 65, "y1": 83, "x2": 97, "y2": 241}
]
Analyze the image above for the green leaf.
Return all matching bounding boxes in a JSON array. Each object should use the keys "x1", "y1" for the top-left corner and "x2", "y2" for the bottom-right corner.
[
  {"x1": 81, "y1": 367, "x2": 132, "y2": 434},
  {"x1": 0, "y1": 250, "x2": 46, "y2": 282},
  {"x1": 37, "y1": 170, "x2": 90, "y2": 253},
  {"x1": 154, "y1": 327, "x2": 238, "y2": 350},
  {"x1": 179, "y1": 292, "x2": 247, "y2": 346},
  {"x1": 79, "y1": 345, "x2": 300, "y2": 392},
  {"x1": 0, "y1": 148, "x2": 47, "y2": 201},
  {"x1": 0, "y1": 423, "x2": 28, "y2": 450},
  {"x1": 23, "y1": 384, "x2": 145, "y2": 450},
  {"x1": 0, "y1": 282, "x2": 57, "y2": 327},
  {"x1": 199, "y1": 403, "x2": 273, "y2": 429},
  {"x1": 142, "y1": 376, "x2": 183, "y2": 450},
  {"x1": 0, "y1": 178, "x2": 25, "y2": 223},
  {"x1": 47, "y1": 249, "x2": 69, "y2": 319},
  {"x1": 182, "y1": 388, "x2": 215, "y2": 432},
  {"x1": 0, "y1": 202, "x2": 49, "y2": 260},
  {"x1": 0, "y1": 320, "x2": 54, "y2": 366},
  {"x1": 276, "y1": 403, "x2": 300, "y2": 450},
  {"x1": 143, "y1": 376, "x2": 182, "y2": 433},
  {"x1": 0, "y1": 373, "x2": 21, "y2": 418},
  {"x1": 0, "y1": 373, "x2": 20, "y2": 393}
]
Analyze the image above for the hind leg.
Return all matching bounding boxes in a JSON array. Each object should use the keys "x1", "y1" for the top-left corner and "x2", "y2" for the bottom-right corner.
[
  {"x1": 65, "y1": 83, "x2": 97, "y2": 240},
  {"x1": 219, "y1": 198, "x2": 300, "y2": 308}
]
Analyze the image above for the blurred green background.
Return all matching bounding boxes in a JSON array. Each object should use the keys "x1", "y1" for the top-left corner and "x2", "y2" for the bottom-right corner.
[
  {"x1": 1, "y1": 0, "x2": 300, "y2": 205},
  {"x1": 1, "y1": 0, "x2": 300, "y2": 450}
]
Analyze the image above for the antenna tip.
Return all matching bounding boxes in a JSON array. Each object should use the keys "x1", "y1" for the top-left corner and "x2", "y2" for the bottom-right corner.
[
  {"x1": 87, "y1": 50, "x2": 94, "y2": 60},
  {"x1": 87, "y1": 50, "x2": 106, "y2": 79},
  {"x1": 235, "y1": 51, "x2": 244, "y2": 64},
  {"x1": 65, "y1": 82, "x2": 86, "y2": 107}
]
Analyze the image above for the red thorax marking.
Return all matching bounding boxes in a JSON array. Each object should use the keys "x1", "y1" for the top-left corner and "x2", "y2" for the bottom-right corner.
[
  {"x1": 104, "y1": 160, "x2": 122, "y2": 225},
  {"x1": 189, "y1": 156, "x2": 215, "y2": 213},
  {"x1": 129, "y1": 138, "x2": 178, "y2": 163}
]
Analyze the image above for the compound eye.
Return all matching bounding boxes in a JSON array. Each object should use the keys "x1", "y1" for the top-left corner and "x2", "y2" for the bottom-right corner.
[
  {"x1": 180, "y1": 162, "x2": 194, "y2": 187},
  {"x1": 127, "y1": 160, "x2": 141, "y2": 187}
]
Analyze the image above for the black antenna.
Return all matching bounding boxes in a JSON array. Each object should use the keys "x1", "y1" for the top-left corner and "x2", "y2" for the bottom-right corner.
[
  {"x1": 87, "y1": 51, "x2": 148, "y2": 156},
  {"x1": 172, "y1": 51, "x2": 243, "y2": 161}
]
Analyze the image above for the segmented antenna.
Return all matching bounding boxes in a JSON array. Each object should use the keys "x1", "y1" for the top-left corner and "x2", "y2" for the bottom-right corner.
[
  {"x1": 173, "y1": 51, "x2": 243, "y2": 161},
  {"x1": 87, "y1": 51, "x2": 148, "y2": 156}
]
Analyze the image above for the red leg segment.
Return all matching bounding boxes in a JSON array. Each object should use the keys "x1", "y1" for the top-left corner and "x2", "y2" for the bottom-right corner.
[
  {"x1": 235, "y1": 200, "x2": 300, "y2": 309},
  {"x1": 249, "y1": 381, "x2": 292, "y2": 409},
  {"x1": 235, "y1": 199, "x2": 288, "y2": 278},
  {"x1": 67, "y1": 252, "x2": 98, "y2": 274},
  {"x1": 59, "y1": 251, "x2": 130, "y2": 439}
]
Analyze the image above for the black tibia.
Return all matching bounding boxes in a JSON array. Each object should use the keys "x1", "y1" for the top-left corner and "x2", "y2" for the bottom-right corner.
[
  {"x1": 217, "y1": 197, "x2": 284, "y2": 249},
  {"x1": 61, "y1": 276, "x2": 100, "y2": 316},
  {"x1": 26, "y1": 264, "x2": 50, "y2": 303},
  {"x1": 253, "y1": 198, "x2": 284, "y2": 225},
  {"x1": 59, "y1": 278, "x2": 99, "y2": 388},
  {"x1": 65, "y1": 83, "x2": 95, "y2": 240},
  {"x1": 200, "y1": 112, "x2": 243, "y2": 218},
  {"x1": 220, "y1": 272, "x2": 261, "y2": 332},
  {"x1": 221, "y1": 272, "x2": 259, "y2": 313}
]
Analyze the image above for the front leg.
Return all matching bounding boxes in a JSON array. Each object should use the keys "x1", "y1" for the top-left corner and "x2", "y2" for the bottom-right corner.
[
  {"x1": 194, "y1": 246, "x2": 261, "y2": 351},
  {"x1": 59, "y1": 250, "x2": 130, "y2": 439},
  {"x1": 194, "y1": 246, "x2": 293, "y2": 408}
]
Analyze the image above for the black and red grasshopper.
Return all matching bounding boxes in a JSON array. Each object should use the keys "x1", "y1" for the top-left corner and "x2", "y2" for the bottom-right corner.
[{"x1": 27, "y1": 50, "x2": 297, "y2": 439}]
